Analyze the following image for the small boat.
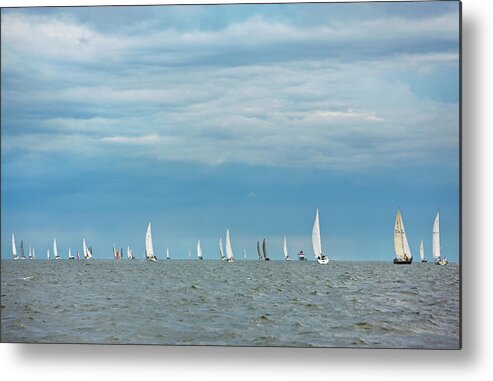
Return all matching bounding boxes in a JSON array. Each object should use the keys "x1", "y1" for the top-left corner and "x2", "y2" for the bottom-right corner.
[
  {"x1": 298, "y1": 250, "x2": 306, "y2": 260},
  {"x1": 433, "y1": 211, "x2": 448, "y2": 266},
  {"x1": 262, "y1": 238, "x2": 270, "y2": 261},
  {"x1": 128, "y1": 246, "x2": 134, "y2": 260},
  {"x1": 393, "y1": 209, "x2": 412, "y2": 264},
  {"x1": 225, "y1": 228, "x2": 235, "y2": 262},
  {"x1": 28, "y1": 245, "x2": 33, "y2": 260},
  {"x1": 283, "y1": 236, "x2": 291, "y2": 261},
  {"x1": 145, "y1": 222, "x2": 157, "y2": 261},
  {"x1": 53, "y1": 238, "x2": 60, "y2": 260},
  {"x1": 197, "y1": 240, "x2": 204, "y2": 260},
  {"x1": 47, "y1": 249, "x2": 50, "y2": 260},
  {"x1": 419, "y1": 239, "x2": 427, "y2": 262},
  {"x1": 83, "y1": 238, "x2": 93, "y2": 259},
  {"x1": 312, "y1": 209, "x2": 329, "y2": 264},
  {"x1": 257, "y1": 241, "x2": 263, "y2": 261},
  {"x1": 113, "y1": 244, "x2": 121, "y2": 260},
  {"x1": 20, "y1": 240, "x2": 26, "y2": 260},
  {"x1": 11, "y1": 233, "x2": 19, "y2": 260},
  {"x1": 68, "y1": 248, "x2": 75, "y2": 259},
  {"x1": 166, "y1": 248, "x2": 170, "y2": 260},
  {"x1": 219, "y1": 238, "x2": 226, "y2": 260}
]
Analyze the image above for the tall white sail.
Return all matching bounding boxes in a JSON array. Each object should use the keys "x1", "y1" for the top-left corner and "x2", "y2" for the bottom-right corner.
[
  {"x1": 32, "y1": 247, "x2": 36, "y2": 259},
  {"x1": 47, "y1": 249, "x2": 50, "y2": 259},
  {"x1": 197, "y1": 240, "x2": 203, "y2": 259},
  {"x1": 219, "y1": 238, "x2": 225, "y2": 259},
  {"x1": 83, "y1": 238, "x2": 93, "y2": 259},
  {"x1": 225, "y1": 229, "x2": 234, "y2": 261},
  {"x1": 53, "y1": 238, "x2": 60, "y2": 259},
  {"x1": 127, "y1": 246, "x2": 133, "y2": 260},
  {"x1": 68, "y1": 248, "x2": 73, "y2": 259},
  {"x1": 29, "y1": 245, "x2": 33, "y2": 259},
  {"x1": 432, "y1": 211, "x2": 441, "y2": 259},
  {"x1": 283, "y1": 236, "x2": 289, "y2": 259},
  {"x1": 166, "y1": 248, "x2": 170, "y2": 259},
  {"x1": 11, "y1": 233, "x2": 18, "y2": 260},
  {"x1": 312, "y1": 209, "x2": 323, "y2": 258},
  {"x1": 145, "y1": 222, "x2": 155, "y2": 260},
  {"x1": 394, "y1": 210, "x2": 412, "y2": 260},
  {"x1": 420, "y1": 239, "x2": 425, "y2": 261}
]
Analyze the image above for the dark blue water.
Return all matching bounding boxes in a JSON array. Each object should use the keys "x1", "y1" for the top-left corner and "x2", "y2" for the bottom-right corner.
[{"x1": 0, "y1": 260, "x2": 460, "y2": 348}]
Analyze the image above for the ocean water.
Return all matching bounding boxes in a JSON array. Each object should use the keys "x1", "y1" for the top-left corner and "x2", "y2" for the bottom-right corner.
[{"x1": 0, "y1": 260, "x2": 460, "y2": 348}]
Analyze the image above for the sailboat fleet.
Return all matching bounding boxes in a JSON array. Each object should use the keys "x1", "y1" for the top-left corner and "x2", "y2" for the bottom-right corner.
[{"x1": 7, "y1": 209, "x2": 449, "y2": 265}]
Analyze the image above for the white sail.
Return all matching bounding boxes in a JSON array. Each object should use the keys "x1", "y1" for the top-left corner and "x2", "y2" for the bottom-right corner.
[
  {"x1": 28, "y1": 245, "x2": 33, "y2": 259},
  {"x1": 420, "y1": 239, "x2": 425, "y2": 261},
  {"x1": 53, "y1": 238, "x2": 60, "y2": 259},
  {"x1": 312, "y1": 209, "x2": 323, "y2": 258},
  {"x1": 166, "y1": 248, "x2": 170, "y2": 259},
  {"x1": 283, "y1": 236, "x2": 289, "y2": 259},
  {"x1": 145, "y1": 222, "x2": 155, "y2": 259},
  {"x1": 394, "y1": 210, "x2": 412, "y2": 260},
  {"x1": 32, "y1": 247, "x2": 36, "y2": 259},
  {"x1": 11, "y1": 233, "x2": 18, "y2": 259},
  {"x1": 243, "y1": 249, "x2": 246, "y2": 259},
  {"x1": 68, "y1": 248, "x2": 73, "y2": 259},
  {"x1": 197, "y1": 240, "x2": 203, "y2": 258},
  {"x1": 83, "y1": 238, "x2": 93, "y2": 259},
  {"x1": 47, "y1": 249, "x2": 50, "y2": 259},
  {"x1": 432, "y1": 211, "x2": 441, "y2": 259},
  {"x1": 219, "y1": 238, "x2": 225, "y2": 259},
  {"x1": 225, "y1": 229, "x2": 234, "y2": 260},
  {"x1": 127, "y1": 246, "x2": 133, "y2": 260}
]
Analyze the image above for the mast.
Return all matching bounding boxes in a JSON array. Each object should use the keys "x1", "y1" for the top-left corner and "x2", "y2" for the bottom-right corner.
[
  {"x1": 225, "y1": 228, "x2": 234, "y2": 261},
  {"x1": 11, "y1": 233, "x2": 18, "y2": 260},
  {"x1": 432, "y1": 211, "x2": 441, "y2": 259}
]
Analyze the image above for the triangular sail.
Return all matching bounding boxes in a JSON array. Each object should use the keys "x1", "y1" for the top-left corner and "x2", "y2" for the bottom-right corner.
[
  {"x1": 312, "y1": 209, "x2": 323, "y2": 258},
  {"x1": 432, "y1": 211, "x2": 441, "y2": 259},
  {"x1": 283, "y1": 236, "x2": 288, "y2": 259},
  {"x1": 68, "y1": 248, "x2": 73, "y2": 259},
  {"x1": 20, "y1": 240, "x2": 26, "y2": 259},
  {"x1": 394, "y1": 210, "x2": 406, "y2": 260},
  {"x1": 83, "y1": 238, "x2": 93, "y2": 259},
  {"x1": 47, "y1": 249, "x2": 50, "y2": 259},
  {"x1": 32, "y1": 248, "x2": 36, "y2": 259},
  {"x1": 53, "y1": 238, "x2": 59, "y2": 259},
  {"x1": 145, "y1": 222, "x2": 155, "y2": 260},
  {"x1": 262, "y1": 238, "x2": 268, "y2": 259},
  {"x1": 219, "y1": 238, "x2": 225, "y2": 259},
  {"x1": 225, "y1": 229, "x2": 234, "y2": 260},
  {"x1": 11, "y1": 233, "x2": 18, "y2": 259},
  {"x1": 420, "y1": 239, "x2": 425, "y2": 261},
  {"x1": 166, "y1": 248, "x2": 170, "y2": 259},
  {"x1": 257, "y1": 241, "x2": 262, "y2": 260},
  {"x1": 29, "y1": 245, "x2": 33, "y2": 259},
  {"x1": 197, "y1": 240, "x2": 203, "y2": 258}
]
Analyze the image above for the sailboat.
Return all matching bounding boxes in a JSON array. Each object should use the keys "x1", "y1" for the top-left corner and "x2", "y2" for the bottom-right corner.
[
  {"x1": 243, "y1": 249, "x2": 246, "y2": 260},
  {"x1": 433, "y1": 211, "x2": 448, "y2": 266},
  {"x1": 127, "y1": 246, "x2": 134, "y2": 260},
  {"x1": 20, "y1": 240, "x2": 26, "y2": 260},
  {"x1": 197, "y1": 240, "x2": 204, "y2": 260},
  {"x1": 262, "y1": 238, "x2": 270, "y2": 261},
  {"x1": 283, "y1": 236, "x2": 291, "y2": 261},
  {"x1": 257, "y1": 241, "x2": 263, "y2": 260},
  {"x1": 188, "y1": 248, "x2": 192, "y2": 259},
  {"x1": 32, "y1": 247, "x2": 36, "y2": 259},
  {"x1": 68, "y1": 248, "x2": 75, "y2": 259},
  {"x1": 11, "y1": 233, "x2": 19, "y2": 260},
  {"x1": 312, "y1": 208, "x2": 329, "y2": 264},
  {"x1": 47, "y1": 249, "x2": 50, "y2": 260},
  {"x1": 113, "y1": 244, "x2": 120, "y2": 260},
  {"x1": 225, "y1": 228, "x2": 235, "y2": 262},
  {"x1": 83, "y1": 238, "x2": 93, "y2": 259},
  {"x1": 219, "y1": 238, "x2": 226, "y2": 260},
  {"x1": 166, "y1": 248, "x2": 170, "y2": 260},
  {"x1": 145, "y1": 222, "x2": 157, "y2": 261},
  {"x1": 393, "y1": 209, "x2": 412, "y2": 264},
  {"x1": 420, "y1": 239, "x2": 427, "y2": 262},
  {"x1": 28, "y1": 245, "x2": 33, "y2": 260},
  {"x1": 53, "y1": 238, "x2": 60, "y2": 260},
  {"x1": 76, "y1": 251, "x2": 80, "y2": 260}
]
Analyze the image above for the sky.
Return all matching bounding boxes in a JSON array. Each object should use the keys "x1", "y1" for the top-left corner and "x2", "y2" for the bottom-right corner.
[{"x1": 1, "y1": 1, "x2": 460, "y2": 261}]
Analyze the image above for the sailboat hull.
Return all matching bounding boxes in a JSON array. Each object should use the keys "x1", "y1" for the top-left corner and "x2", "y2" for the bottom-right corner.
[
  {"x1": 435, "y1": 259, "x2": 448, "y2": 266},
  {"x1": 393, "y1": 258, "x2": 413, "y2": 264},
  {"x1": 147, "y1": 256, "x2": 157, "y2": 262},
  {"x1": 421, "y1": 259, "x2": 428, "y2": 263}
]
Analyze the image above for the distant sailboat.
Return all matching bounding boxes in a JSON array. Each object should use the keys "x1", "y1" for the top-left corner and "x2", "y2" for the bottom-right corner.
[
  {"x1": 166, "y1": 248, "x2": 170, "y2": 260},
  {"x1": 113, "y1": 244, "x2": 120, "y2": 260},
  {"x1": 433, "y1": 211, "x2": 448, "y2": 266},
  {"x1": 420, "y1": 239, "x2": 427, "y2": 262},
  {"x1": 312, "y1": 209, "x2": 329, "y2": 264},
  {"x1": 53, "y1": 238, "x2": 60, "y2": 260},
  {"x1": 243, "y1": 249, "x2": 246, "y2": 260},
  {"x1": 11, "y1": 233, "x2": 19, "y2": 260},
  {"x1": 83, "y1": 238, "x2": 93, "y2": 259},
  {"x1": 298, "y1": 250, "x2": 306, "y2": 260},
  {"x1": 188, "y1": 248, "x2": 192, "y2": 259},
  {"x1": 145, "y1": 222, "x2": 157, "y2": 262},
  {"x1": 283, "y1": 236, "x2": 291, "y2": 261},
  {"x1": 127, "y1": 246, "x2": 134, "y2": 260},
  {"x1": 393, "y1": 209, "x2": 412, "y2": 264},
  {"x1": 76, "y1": 251, "x2": 80, "y2": 260},
  {"x1": 257, "y1": 241, "x2": 263, "y2": 261},
  {"x1": 47, "y1": 249, "x2": 50, "y2": 260},
  {"x1": 20, "y1": 240, "x2": 26, "y2": 260},
  {"x1": 197, "y1": 240, "x2": 203, "y2": 260},
  {"x1": 262, "y1": 238, "x2": 270, "y2": 261},
  {"x1": 28, "y1": 245, "x2": 33, "y2": 260},
  {"x1": 219, "y1": 238, "x2": 226, "y2": 260},
  {"x1": 32, "y1": 247, "x2": 36, "y2": 259},
  {"x1": 225, "y1": 228, "x2": 235, "y2": 262},
  {"x1": 68, "y1": 248, "x2": 75, "y2": 259}
]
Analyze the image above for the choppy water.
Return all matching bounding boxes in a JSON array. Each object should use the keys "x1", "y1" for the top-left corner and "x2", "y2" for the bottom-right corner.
[{"x1": 1, "y1": 260, "x2": 460, "y2": 348}]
